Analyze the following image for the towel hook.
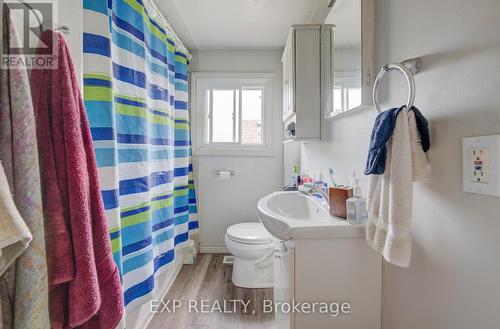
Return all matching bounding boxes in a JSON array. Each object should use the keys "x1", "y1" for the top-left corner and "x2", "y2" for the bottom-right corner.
[
  {"x1": 372, "y1": 58, "x2": 421, "y2": 113},
  {"x1": 9, "y1": 1, "x2": 71, "y2": 35}
]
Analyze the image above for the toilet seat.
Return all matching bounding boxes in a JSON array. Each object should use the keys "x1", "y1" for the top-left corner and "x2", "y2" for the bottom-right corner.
[{"x1": 226, "y1": 222, "x2": 273, "y2": 245}]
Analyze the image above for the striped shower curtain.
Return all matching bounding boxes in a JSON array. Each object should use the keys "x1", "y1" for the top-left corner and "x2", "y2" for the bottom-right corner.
[{"x1": 82, "y1": 0, "x2": 198, "y2": 310}]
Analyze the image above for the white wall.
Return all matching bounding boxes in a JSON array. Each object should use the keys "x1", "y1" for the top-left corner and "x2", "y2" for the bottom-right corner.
[
  {"x1": 301, "y1": 0, "x2": 500, "y2": 328},
  {"x1": 283, "y1": 142, "x2": 301, "y2": 185},
  {"x1": 190, "y1": 49, "x2": 284, "y2": 251},
  {"x1": 57, "y1": 0, "x2": 82, "y2": 83}
]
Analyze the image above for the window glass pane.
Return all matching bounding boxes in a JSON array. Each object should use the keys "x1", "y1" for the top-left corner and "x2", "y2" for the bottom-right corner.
[
  {"x1": 241, "y1": 89, "x2": 263, "y2": 144},
  {"x1": 347, "y1": 88, "x2": 361, "y2": 110},
  {"x1": 235, "y1": 89, "x2": 240, "y2": 143},
  {"x1": 205, "y1": 89, "x2": 211, "y2": 143},
  {"x1": 212, "y1": 89, "x2": 234, "y2": 142},
  {"x1": 333, "y1": 86, "x2": 342, "y2": 114}
]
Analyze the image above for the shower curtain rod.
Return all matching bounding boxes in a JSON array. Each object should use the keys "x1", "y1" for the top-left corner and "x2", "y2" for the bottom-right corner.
[{"x1": 148, "y1": 0, "x2": 191, "y2": 60}]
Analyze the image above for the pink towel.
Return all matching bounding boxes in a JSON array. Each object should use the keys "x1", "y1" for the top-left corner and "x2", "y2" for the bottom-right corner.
[{"x1": 30, "y1": 31, "x2": 124, "y2": 329}]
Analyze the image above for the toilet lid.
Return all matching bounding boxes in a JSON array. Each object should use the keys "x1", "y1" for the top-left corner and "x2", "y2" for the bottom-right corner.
[{"x1": 226, "y1": 223, "x2": 273, "y2": 245}]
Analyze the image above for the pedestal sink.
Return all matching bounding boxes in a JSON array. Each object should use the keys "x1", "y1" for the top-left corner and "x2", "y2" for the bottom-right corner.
[
  {"x1": 258, "y1": 191, "x2": 381, "y2": 329},
  {"x1": 257, "y1": 191, "x2": 364, "y2": 240}
]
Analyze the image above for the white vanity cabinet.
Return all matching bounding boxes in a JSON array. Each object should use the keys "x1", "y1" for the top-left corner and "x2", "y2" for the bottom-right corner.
[
  {"x1": 282, "y1": 24, "x2": 334, "y2": 142},
  {"x1": 259, "y1": 191, "x2": 381, "y2": 328},
  {"x1": 273, "y1": 237, "x2": 381, "y2": 329}
]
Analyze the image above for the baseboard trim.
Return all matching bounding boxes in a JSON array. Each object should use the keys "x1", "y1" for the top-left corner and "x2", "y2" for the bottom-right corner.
[{"x1": 200, "y1": 244, "x2": 228, "y2": 254}]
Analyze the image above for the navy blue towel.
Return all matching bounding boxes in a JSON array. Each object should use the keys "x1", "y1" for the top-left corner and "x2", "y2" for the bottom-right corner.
[{"x1": 365, "y1": 106, "x2": 430, "y2": 175}]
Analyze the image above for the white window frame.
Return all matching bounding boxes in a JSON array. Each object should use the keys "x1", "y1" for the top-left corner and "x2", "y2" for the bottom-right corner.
[{"x1": 191, "y1": 72, "x2": 274, "y2": 156}]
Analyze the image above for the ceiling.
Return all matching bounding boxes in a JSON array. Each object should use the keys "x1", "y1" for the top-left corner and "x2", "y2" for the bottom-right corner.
[{"x1": 156, "y1": 0, "x2": 333, "y2": 50}]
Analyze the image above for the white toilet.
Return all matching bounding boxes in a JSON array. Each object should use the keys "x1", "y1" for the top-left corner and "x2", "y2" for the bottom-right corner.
[{"x1": 225, "y1": 222, "x2": 274, "y2": 288}]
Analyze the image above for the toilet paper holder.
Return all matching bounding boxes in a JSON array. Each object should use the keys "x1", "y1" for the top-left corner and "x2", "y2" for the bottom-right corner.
[{"x1": 215, "y1": 169, "x2": 235, "y2": 177}]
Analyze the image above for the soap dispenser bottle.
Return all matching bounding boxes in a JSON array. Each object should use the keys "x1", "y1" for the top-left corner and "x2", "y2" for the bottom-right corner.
[{"x1": 346, "y1": 175, "x2": 368, "y2": 224}]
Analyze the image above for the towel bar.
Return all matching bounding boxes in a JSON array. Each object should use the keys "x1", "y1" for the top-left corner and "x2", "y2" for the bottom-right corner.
[{"x1": 372, "y1": 57, "x2": 421, "y2": 113}]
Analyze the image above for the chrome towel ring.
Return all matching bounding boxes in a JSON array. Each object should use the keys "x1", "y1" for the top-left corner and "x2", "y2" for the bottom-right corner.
[{"x1": 372, "y1": 58, "x2": 422, "y2": 113}]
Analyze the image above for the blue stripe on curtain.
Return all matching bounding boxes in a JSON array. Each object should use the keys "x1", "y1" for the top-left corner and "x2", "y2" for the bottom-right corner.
[{"x1": 83, "y1": 0, "x2": 198, "y2": 311}]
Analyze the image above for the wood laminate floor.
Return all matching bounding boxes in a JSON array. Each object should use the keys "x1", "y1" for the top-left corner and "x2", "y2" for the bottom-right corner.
[{"x1": 147, "y1": 254, "x2": 276, "y2": 329}]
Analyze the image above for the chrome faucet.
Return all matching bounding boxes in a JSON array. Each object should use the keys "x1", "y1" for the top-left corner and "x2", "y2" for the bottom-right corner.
[{"x1": 300, "y1": 186, "x2": 329, "y2": 209}]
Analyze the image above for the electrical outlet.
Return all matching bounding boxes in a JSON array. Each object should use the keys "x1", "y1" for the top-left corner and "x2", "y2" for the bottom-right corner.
[
  {"x1": 470, "y1": 148, "x2": 489, "y2": 183},
  {"x1": 463, "y1": 135, "x2": 500, "y2": 197}
]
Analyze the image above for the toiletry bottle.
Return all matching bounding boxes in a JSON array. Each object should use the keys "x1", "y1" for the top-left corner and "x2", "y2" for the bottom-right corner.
[
  {"x1": 291, "y1": 164, "x2": 300, "y2": 188},
  {"x1": 317, "y1": 172, "x2": 328, "y2": 193},
  {"x1": 313, "y1": 174, "x2": 320, "y2": 191},
  {"x1": 346, "y1": 177, "x2": 368, "y2": 224}
]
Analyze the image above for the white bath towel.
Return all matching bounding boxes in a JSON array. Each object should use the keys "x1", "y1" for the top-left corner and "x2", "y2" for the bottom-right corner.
[
  {"x1": 366, "y1": 109, "x2": 429, "y2": 267},
  {"x1": 0, "y1": 162, "x2": 32, "y2": 276}
]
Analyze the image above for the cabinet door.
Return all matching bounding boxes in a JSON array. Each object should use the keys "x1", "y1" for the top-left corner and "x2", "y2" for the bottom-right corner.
[
  {"x1": 293, "y1": 27, "x2": 321, "y2": 140},
  {"x1": 282, "y1": 58, "x2": 290, "y2": 120},
  {"x1": 282, "y1": 33, "x2": 295, "y2": 121},
  {"x1": 321, "y1": 25, "x2": 334, "y2": 118}
]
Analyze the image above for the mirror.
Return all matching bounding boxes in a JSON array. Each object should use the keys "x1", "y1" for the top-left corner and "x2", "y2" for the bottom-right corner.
[{"x1": 325, "y1": 0, "x2": 373, "y2": 118}]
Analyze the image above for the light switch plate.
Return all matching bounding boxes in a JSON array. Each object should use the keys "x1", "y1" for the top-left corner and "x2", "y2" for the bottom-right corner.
[{"x1": 463, "y1": 135, "x2": 500, "y2": 197}]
